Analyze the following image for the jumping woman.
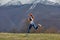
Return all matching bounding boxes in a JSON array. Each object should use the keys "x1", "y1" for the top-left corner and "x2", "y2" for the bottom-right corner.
[{"x1": 27, "y1": 13, "x2": 42, "y2": 33}]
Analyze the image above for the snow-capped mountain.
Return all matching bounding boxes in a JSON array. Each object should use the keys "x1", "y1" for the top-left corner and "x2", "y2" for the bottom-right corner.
[
  {"x1": 0, "y1": 0, "x2": 60, "y2": 7},
  {"x1": 0, "y1": 0, "x2": 34, "y2": 6},
  {"x1": 0, "y1": 0, "x2": 22, "y2": 6},
  {"x1": 33, "y1": 0, "x2": 60, "y2": 6},
  {"x1": 5, "y1": 0, "x2": 22, "y2": 6},
  {"x1": 42, "y1": 0, "x2": 60, "y2": 5}
]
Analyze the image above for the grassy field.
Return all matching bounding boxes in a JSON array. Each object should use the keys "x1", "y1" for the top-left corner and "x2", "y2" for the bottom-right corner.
[{"x1": 0, "y1": 33, "x2": 60, "y2": 40}]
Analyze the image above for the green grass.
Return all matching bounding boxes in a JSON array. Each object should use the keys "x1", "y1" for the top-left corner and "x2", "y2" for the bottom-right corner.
[{"x1": 0, "y1": 33, "x2": 60, "y2": 40}]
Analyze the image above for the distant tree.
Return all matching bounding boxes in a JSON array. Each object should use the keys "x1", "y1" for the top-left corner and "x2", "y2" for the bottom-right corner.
[
  {"x1": 10, "y1": 27, "x2": 18, "y2": 33},
  {"x1": 45, "y1": 26, "x2": 57, "y2": 33},
  {"x1": 21, "y1": 18, "x2": 29, "y2": 33}
]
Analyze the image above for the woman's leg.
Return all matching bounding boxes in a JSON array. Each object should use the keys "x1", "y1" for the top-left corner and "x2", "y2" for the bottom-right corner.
[
  {"x1": 27, "y1": 24, "x2": 32, "y2": 33},
  {"x1": 33, "y1": 23, "x2": 38, "y2": 30}
]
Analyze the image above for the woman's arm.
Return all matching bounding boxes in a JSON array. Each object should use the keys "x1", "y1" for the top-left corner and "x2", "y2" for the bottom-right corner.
[{"x1": 31, "y1": 15, "x2": 34, "y2": 19}]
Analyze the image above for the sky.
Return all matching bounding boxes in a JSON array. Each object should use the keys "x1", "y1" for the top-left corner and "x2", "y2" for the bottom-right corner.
[
  {"x1": 49, "y1": 0, "x2": 60, "y2": 3},
  {"x1": 0, "y1": 0, "x2": 60, "y2": 5}
]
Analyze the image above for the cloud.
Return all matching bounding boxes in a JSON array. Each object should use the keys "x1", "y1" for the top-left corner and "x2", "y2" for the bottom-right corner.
[
  {"x1": 55, "y1": 0, "x2": 60, "y2": 3},
  {"x1": 0, "y1": 0, "x2": 11, "y2": 5},
  {"x1": 49, "y1": 0, "x2": 60, "y2": 3}
]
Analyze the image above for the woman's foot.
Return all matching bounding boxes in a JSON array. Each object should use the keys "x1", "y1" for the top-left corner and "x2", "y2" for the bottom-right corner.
[
  {"x1": 38, "y1": 24, "x2": 42, "y2": 27},
  {"x1": 36, "y1": 24, "x2": 42, "y2": 30}
]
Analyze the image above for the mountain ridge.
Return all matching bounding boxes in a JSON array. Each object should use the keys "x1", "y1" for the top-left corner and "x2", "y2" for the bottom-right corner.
[{"x1": 0, "y1": 0, "x2": 60, "y2": 7}]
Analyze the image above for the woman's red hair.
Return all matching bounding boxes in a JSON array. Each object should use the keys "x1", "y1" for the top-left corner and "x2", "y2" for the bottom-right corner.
[{"x1": 29, "y1": 13, "x2": 34, "y2": 19}]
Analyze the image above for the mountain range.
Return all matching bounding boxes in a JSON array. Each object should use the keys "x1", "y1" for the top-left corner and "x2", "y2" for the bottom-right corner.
[
  {"x1": 0, "y1": 0, "x2": 60, "y2": 7},
  {"x1": 0, "y1": 0, "x2": 60, "y2": 33}
]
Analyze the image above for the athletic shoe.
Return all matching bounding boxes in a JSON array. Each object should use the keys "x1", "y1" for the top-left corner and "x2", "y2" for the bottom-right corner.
[{"x1": 38, "y1": 24, "x2": 42, "y2": 27}]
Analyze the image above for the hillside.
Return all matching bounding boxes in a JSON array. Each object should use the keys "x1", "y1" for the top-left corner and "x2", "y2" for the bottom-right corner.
[{"x1": 0, "y1": 3, "x2": 60, "y2": 33}]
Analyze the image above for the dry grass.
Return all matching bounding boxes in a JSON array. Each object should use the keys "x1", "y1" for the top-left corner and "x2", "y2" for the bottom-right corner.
[{"x1": 0, "y1": 33, "x2": 60, "y2": 40}]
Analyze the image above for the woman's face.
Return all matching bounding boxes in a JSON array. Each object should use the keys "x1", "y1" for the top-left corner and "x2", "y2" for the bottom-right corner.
[{"x1": 29, "y1": 13, "x2": 32, "y2": 16}]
